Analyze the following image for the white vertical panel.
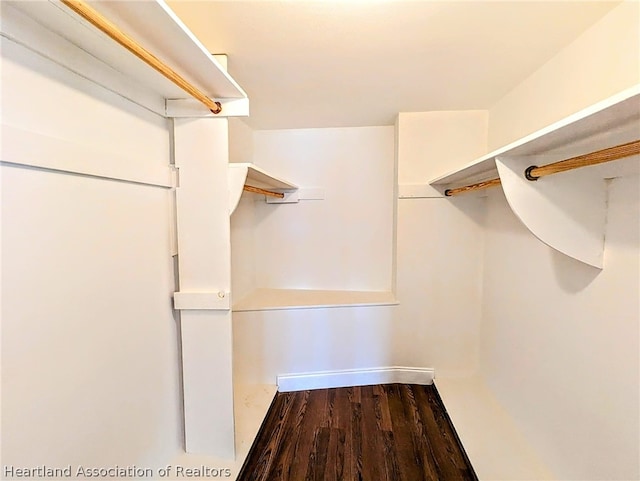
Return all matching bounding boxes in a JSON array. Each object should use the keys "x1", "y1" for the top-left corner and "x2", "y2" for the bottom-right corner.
[
  {"x1": 174, "y1": 118, "x2": 231, "y2": 290},
  {"x1": 173, "y1": 118, "x2": 234, "y2": 457},
  {"x1": 1, "y1": 166, "x2": 181, "y2": 468},
  {"x1": 180, "y1": 311, "x2": 234, "y2": 457}
]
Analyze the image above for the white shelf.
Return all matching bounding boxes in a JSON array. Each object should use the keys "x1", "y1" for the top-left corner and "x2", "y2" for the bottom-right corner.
[
  {"x1": 428, "y1": 85, "x2": 640, "y2": 269},
  {"x1": 231, "y1": 163, "x2": 298, "y2": 191},
  {"x1": 228, "y1": 163, "x2": 298, "y2": 214},
  {"x1": 429, "y1": 86, "x2": 640, "y2": 189},
  {"x1": 233, "y1": 288, "x2": 399, "y2": 312},
  {"x1": 3, "y1": 0, "x2": 247, "y2": 117}
]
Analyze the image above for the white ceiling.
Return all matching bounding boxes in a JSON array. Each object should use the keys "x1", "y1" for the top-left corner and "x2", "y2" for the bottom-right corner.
[{"x1": 168, "y1": 1, "x2": 619, "y2": 130}]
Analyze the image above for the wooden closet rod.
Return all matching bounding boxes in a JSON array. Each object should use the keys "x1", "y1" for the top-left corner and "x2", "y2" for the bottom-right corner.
[
  {"x1": 243, "y1": 185, "x2": 285, "y2": 198},
  {"x1": 444, "y1": 178, "x2": 501, "y2": 197},
  {"x1": 525, "y1": 139, "x2": 640, "y2": 180},
  {"x1": 60, "y1": 0, "x2": 222, "y2": 114},
  {"x1": 444, "y1": 139, "x2": 640, "y2": 196}
]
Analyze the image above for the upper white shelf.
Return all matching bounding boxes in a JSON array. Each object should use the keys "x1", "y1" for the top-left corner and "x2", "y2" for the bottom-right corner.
[
  {"x1": 430, "y1": 86, "x2": 640, "y2": 188},
  {"x1": 4, "y1": 0, "x2": 246, "y2": 116}
]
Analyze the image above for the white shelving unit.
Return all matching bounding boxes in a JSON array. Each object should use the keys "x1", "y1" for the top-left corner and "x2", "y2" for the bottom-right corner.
[
  {"x1": 228, "y1": 162, "x2": 396, "y2": 312},
  {"x1": 228, "y1": 163, "x2": 396, "y2": 311},
  {"x1": 2, "y1": 0, "x2": 267, "y2": 462},
  {"x1": 429, "y1": 86, "x2": 640, "y2": 268},
  {"x1": 4, "y1": 0, "x2": 248, "y2": 117}
]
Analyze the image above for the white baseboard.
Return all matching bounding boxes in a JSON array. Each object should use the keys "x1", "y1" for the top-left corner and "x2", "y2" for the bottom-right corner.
[{"x1": 277, "y1": 366, "x2": 435, "y2": 392}]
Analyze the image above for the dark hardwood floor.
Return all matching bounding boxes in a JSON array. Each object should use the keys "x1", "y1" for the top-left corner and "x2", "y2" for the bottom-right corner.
[{"x1": 237, "y1": 383, "x2": 477, "y2": 481}]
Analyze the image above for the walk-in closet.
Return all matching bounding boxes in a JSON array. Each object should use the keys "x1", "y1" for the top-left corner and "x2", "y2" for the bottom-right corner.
[{"x1": 2, "y1": 1, "x2": 638, "y2": 479}]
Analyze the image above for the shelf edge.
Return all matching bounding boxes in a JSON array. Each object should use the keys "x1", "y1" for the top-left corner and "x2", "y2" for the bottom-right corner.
[{"x1": 232, "y1": 288, "x2": 399, "y2": 312}]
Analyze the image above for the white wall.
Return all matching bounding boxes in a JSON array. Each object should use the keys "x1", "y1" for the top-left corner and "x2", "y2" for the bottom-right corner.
[
  {"x1": 229, "y1": 121, "x2": 257, "y2": 301},
  {"x1": 231, "y1": 126, "x2": 397, "y2": 384},
  {"x1": 397, "y1": 111, "x2": 488, "y2": 184},
  {"x1": 234, "y1": 307, "x2": 397, "y2": 385},
  {"x1": 234, "y1": 126, "x2": 396, "y2": 292},
  {"x1": 232, "y1": 113, "x2": 490, "y2": 384},
  {"x1": 1, "y1": 31, "x2": 181, "y2": 470},
  {"x1": 488, "y1": 0, "x2": 640, "y2": 150},
  {"x1": 230, "y1": 197, "x2": 258, "y2": 302},
  {"x1": 394, "y1": 197, "x2": 485, "y2": 377},
  {"x1": 228, "y1": 118, "x2": 254, "y2": 164},
  {"x1": 480, "y1": 178, "x2": 639, "y2": 480},
  {"x1": 394, "y1": 111, "x2": 488, "y2": 377},
  {"x1": 477, "y1": 3, "x2": 640, "y2": 478},
  {"x1": 394, "y1": 110, "x2": 488, "y2": 377}
]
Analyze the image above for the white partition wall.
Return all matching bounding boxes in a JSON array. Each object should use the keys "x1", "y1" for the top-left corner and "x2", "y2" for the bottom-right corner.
[{"x1": 1, "y1": 28, "x2": 182, "y2": 470}]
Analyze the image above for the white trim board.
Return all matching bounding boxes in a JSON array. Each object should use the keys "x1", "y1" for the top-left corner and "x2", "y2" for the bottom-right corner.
[
  {"x1": 1, "y1": 124, "x2": 174, "y2": 188},
  {"x1": 233, "y1": 288, "x2": 398, "y2": 312},
  {"x1": 277, "y1": 366, "x2": 435, "y2": 392}
]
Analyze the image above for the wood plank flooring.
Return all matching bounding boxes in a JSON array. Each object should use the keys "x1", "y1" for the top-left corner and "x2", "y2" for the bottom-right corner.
[{"x1": 237, "y1": 383, "x2": 477, "y2": 481}]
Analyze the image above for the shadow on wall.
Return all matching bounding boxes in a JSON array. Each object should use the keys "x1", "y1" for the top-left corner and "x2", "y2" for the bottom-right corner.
[
  {"x1": 550, "y1": 248, "x2": 601, "y2": 293},
  {"x1": 479, "y1": 186, "x2": 602, "y2": 293},
  {"x1": 447, "y1": 194, "x2": 487, "y2": 228}
]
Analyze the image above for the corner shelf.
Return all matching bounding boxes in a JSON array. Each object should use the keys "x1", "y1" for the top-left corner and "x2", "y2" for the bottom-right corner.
[
  {"x1": 428, "y1": 85, "x2": 640, "y2": 268},
  {"x1": 429, "y1": 85, "x2": 640, "y2": 192},
  {"x1": 233, "y1": 288, "x2": 399, "y2": 312},
  {"x1": 228, "y1": 163, "x2": 298, "y2": 214},
  {"x1": 4, "y1": 0, "x2": 247, "y2": 117}
]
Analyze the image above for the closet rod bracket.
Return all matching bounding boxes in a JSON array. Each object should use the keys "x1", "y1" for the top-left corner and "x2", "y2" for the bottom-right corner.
[{"x1": 524, "y1": 165, "x2": 539, "y2": 181}]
